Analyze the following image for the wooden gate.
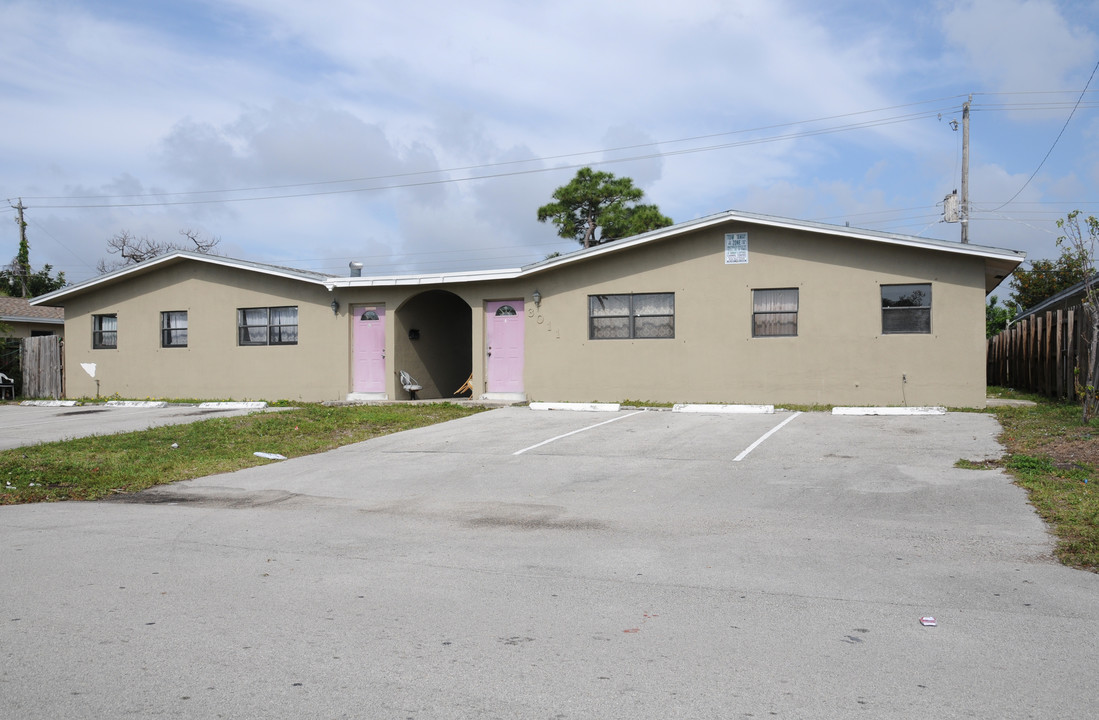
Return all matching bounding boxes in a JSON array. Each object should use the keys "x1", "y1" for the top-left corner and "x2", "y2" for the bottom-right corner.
[{"x1": 21, "y1": 335, "x2": 64, "y2": 399}]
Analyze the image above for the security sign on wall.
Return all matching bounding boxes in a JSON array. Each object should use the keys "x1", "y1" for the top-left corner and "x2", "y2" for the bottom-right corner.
[{"x1": 725, "y1": 233, "x2": 748, "y2": 264}]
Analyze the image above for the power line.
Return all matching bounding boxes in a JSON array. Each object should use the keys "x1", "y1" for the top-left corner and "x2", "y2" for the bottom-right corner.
[
  {"x1": 12, "y1": 98, "x2": 964, "y2": 208},
  {"x1": 27, "y1": 218, "x2": 97, "y2": 269},
  {"x1": 9, "y1": 90, "x2": 1092, "y2": 214},
  {"x1": 285, "y1": 240, "x2": 566, "y2": 264},
  {"x1": 18, "y1": 107, "x2": 956, "y2": 210},
  {"x1": 812, "y1": 205, "x2": 938, "y2": 222},
  {"x1": 989, "y1": 60, "x2": 1099, "y2": 212}
]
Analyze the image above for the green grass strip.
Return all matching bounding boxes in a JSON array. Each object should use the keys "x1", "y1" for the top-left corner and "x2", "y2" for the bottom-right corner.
[{"x1": 962, "y1": 388, "x2": 1099, "y2": 572}]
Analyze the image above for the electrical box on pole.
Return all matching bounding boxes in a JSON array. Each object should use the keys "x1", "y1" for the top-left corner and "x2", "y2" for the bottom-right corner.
[{"x1": 943, "y1": 191, "x2": 959, "y2": 223}]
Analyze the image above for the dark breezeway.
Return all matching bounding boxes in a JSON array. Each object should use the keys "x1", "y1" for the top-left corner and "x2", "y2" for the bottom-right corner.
[{"x1": 393, "y1": 289, "x2": 473, "y2": 399}]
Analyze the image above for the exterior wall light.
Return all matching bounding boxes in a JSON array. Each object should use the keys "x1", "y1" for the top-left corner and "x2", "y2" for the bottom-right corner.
[
  {"x1": 330, "y1": 299, "x2": 340, "y2": 315},
  {"x1": 532, "y1": 290, "x2": 542, "y2": 307}
]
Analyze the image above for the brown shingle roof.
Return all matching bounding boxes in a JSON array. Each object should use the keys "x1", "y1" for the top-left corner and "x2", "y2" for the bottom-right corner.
[{"x1": 0, "y1": 297, "x2": 64, "y2": 321}]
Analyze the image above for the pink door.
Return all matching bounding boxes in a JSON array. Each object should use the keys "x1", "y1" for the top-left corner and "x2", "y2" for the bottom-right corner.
[
  {"x1": 486, "y1": 300, "x2": 524, "y2": 394},
  {"x1": 352, "y1": 305, "x2": 386, "y2": 393}
]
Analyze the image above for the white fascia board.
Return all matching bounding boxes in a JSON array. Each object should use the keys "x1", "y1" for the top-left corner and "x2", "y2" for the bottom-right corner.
[
  {"x1": 727, "y1": 212, "x2": 1024, "y2": 262},
  {"x1": 0, "y1": 315, "x2": 64, "y2": 324},
  {"x1": 325, "y1": 267, "x2": 524, "y2": 289},
  {"x1": 32, "y1": 252, "x2": 329, "y2": 306},
  {"x1": 518, "y1": 210, "x2": 1024, "y2": 278}
]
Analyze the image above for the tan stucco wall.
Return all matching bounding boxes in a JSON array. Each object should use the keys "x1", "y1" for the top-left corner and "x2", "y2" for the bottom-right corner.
[
  {"x1": 517, "y1": 223, "x2": 988, "y2": 407},
  {"x1": 63, "y1": 263, "x2": 349, "y2": 401},
  {"x1": 1, "y1": 322, "x2": 63, "y2": 339},
  {"x1": 58, "y1": 221, "x2": 989, "y2": 406}
]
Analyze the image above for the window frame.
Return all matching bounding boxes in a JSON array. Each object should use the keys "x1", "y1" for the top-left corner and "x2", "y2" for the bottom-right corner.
[
  {"x1": 752, "y1": 288, "x2": 799, "y2": 338},
  {"x1": 588, "y1": 293, "x2": 675, "y2": 340},
  {"x1": 160, "y1": 310, "x2": 188, "y2": 348},
  {"x1": 881, "y1": 283, "x2": 932, "y2": 335},
  {"x1": 237, "y1": 306, "x2": 299, "y2": 346},
  {"x1": 92, "y1": 313, "x2": 117, "y2": 350}
]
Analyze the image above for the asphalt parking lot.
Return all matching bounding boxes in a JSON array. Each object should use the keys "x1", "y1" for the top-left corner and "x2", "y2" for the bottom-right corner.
[
  {"x1": 0, "y1": 403, "x2": 272, "y2": 451},
  {"x1": 1, "y1": 406, "x2": 1097, "y2": 719}
]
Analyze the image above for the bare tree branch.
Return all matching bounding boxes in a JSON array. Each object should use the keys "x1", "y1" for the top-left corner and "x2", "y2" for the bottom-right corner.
[{"x1": 97, "y1": 229, "x2": 222, "y2": 273}]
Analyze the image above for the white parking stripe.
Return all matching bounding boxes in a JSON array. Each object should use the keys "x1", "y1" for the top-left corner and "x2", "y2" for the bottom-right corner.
[
  {"x1": 733, "y1": 412, "x2": 802, "y2": 462},
  {"x1": 513, "y1": 410, "x2": 646, "y2": 455}
]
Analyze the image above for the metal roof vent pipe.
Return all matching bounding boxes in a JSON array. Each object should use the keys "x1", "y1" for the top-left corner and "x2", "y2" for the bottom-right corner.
[{"x1": 349, "y1": 261, "x2": 363, "y2": 277}]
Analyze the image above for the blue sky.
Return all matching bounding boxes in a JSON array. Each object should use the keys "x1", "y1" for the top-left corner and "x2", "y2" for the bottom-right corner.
[{"x1": 2, "y1": 0, "x2": 1098, "y2": 293}]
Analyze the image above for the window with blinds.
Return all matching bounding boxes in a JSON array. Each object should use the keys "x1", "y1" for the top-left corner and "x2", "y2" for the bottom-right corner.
[
  {"x1": 752, "y1": 288, "x2": 798, "y2": 337},
  {"x1": 92, "y1": 314, "x2": 117, "y2": 349},
  {"x1": 161, "y1": 311, "x2": 188, "y2": 348},
  {"x1": 238, "y1": 306, "x2": 299, "y2": 346},
  {"x1": 589, "y1": 293, "x2": 674, "y2": 339}
]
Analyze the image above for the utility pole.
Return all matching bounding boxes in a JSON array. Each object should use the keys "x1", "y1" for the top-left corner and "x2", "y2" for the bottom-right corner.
[
  {"x1": 11, "y1": 198, "x2": 29, "y2": 296},
  {"x1": 960, "y1": 96, "x2": 970, "y2": 244}
]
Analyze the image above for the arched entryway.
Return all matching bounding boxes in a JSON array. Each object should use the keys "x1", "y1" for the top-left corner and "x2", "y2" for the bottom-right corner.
[{"x1": 393, "y1": 290, "x2": 472, "y2": 399}]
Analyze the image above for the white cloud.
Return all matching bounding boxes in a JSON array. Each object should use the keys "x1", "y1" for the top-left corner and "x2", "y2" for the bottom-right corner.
[
  {"x1": 944, "y1": 0, "x2": 1098, "y2": 93},
  {"x1": 3, "y1": 0, "x2": 1098, "y2": 285}
]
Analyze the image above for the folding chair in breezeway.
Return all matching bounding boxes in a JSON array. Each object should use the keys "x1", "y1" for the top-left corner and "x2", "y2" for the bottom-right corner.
[
  {"x1": 454, "y1": 374, "x2": 473, "y2": 396},
  {"x1": 400, "y1": 370, "x2": 422, "y2": 400},
  {"x1": 0, "y1": 372, "x2": 14, "y2": 400}
]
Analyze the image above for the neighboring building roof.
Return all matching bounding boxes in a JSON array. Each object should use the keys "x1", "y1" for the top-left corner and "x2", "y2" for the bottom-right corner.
[
  {"x1": 1011, "y1": 272, "x2": 1099, "y2": 324},
  {"x1": 31, "y1": 210, "x2": 1027, "y2": 307},
  {"x1": 0, "y1": 296, "x2": 64, "y2": 324}
]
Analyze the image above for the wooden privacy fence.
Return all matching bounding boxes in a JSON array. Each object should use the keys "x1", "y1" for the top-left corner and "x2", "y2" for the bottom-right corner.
[
  {"x1": 21, "y1": 335, "x2": 64, "y2": 399},
  {"x1": 987, "y1": 305, "x2": 1091, "y2": 400}
]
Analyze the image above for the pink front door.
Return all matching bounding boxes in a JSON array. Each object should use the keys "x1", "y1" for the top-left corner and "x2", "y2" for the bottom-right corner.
[
  {"x1": 486, "y1": 300, "x2": 524, "y2": 394},
  {"x1": 352, "y1": 305, "x2": 386, "y2": 393}
]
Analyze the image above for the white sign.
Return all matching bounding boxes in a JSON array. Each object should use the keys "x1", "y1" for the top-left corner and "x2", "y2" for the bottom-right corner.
[{"x1": 725, "y1": 232, "x2": 748, "y2": 264}]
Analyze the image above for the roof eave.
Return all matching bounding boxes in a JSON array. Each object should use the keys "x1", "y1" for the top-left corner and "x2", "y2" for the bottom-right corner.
[
  {"x1": 0, "y1": 315, "x2": 64, "y2": 324},
  {"x1": 518, "y1": 210, "x2": 1027, "y2": 278},
  {"x1": 324, "y1": 267, "x2": 524, "y2": 289},
  {"x1": 31, "y1": 251, "x2": 330, "y2": 306}
]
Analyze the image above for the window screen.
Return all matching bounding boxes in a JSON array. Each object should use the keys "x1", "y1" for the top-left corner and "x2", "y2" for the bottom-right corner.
[{"x1": 881, "y1": 284, "x2": 931, "y2": 334}]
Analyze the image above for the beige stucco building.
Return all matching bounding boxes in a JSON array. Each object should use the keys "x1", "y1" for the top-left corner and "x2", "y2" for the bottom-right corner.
[{"x1": 32, "y1": 211, "x2": 1023, "y2": 407}]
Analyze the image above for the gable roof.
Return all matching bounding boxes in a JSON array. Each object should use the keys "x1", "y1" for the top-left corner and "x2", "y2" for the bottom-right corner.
[
  {"x1": 320, "y1": 210, "x2": 1025, "y2": 294},
  {"x1": 32, "y1": 210, "x2": 1025, "y2": 307},
  {"x1": 0, "y1": 296, "x2": 64, "y2": 323},
  {"x1": 31, "y1": 253, "x2": 331, "y2": 306}
]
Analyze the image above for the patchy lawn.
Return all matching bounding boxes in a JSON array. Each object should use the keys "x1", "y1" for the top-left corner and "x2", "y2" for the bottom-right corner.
[{"x1": 962, "y1": 388, "x2": 1098, "y2": 572}]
